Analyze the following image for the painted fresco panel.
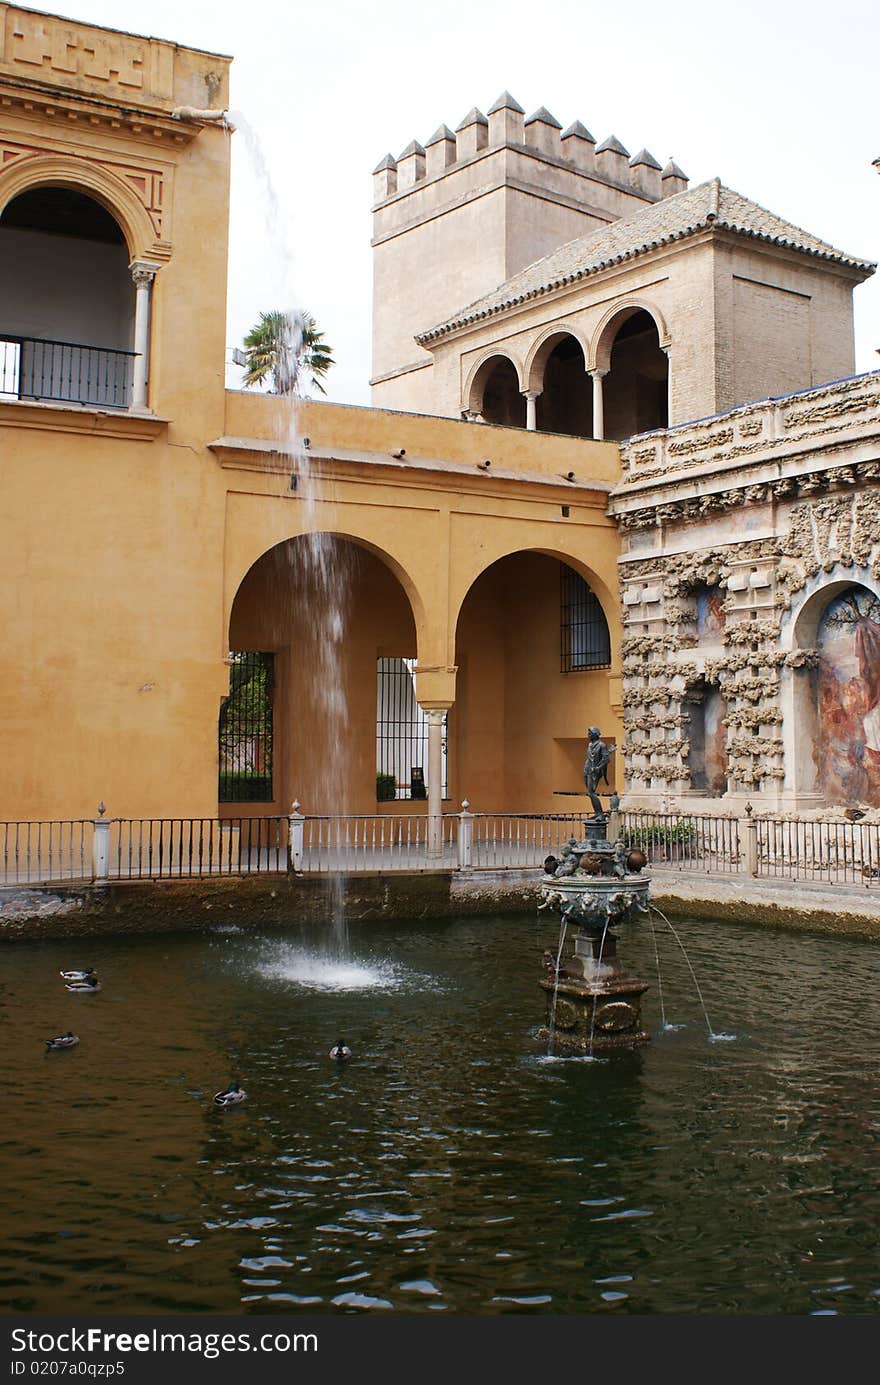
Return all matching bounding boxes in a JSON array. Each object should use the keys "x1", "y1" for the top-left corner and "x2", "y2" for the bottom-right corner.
[
  {"x1": 695, "y1": 585, "x2": 726, "y2": 642},
  {"x1": 816, "y1": 588, "x2": 880, "y2": 806}
]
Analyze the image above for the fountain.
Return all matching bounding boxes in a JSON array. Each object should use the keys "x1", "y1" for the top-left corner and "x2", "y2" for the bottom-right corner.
[{"x1": 537, "y1": 727, "x2": 651, "y2": 1054}]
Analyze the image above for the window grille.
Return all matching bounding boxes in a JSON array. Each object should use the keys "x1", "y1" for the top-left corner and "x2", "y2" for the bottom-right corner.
[
  {"x1": 218, "y1": 652, "x2": 274, "y2": 801},
  {"x1": 561, "y1": 567, "x2": 611, "y2": 672},
  {"x1": 376, "y1": 657, "x2": 447, "y2": 800}
]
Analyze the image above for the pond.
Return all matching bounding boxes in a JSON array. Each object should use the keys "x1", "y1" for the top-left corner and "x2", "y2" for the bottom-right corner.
[{"x1": 1, "y1": 911, "x2": 879, "y2": 1315}]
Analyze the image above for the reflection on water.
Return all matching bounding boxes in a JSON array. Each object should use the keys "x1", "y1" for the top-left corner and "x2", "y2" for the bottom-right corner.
[{"x1": 1, "y1": 914, "x2": 879, "y2": 1315}]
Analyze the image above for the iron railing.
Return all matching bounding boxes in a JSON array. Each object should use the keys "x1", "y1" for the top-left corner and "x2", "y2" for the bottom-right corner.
[
  {"x1": 111, "y1": 816, "x2": 288, "y2": 879},
  {"x1": 754, "y1": 816, "x2": 880, "y2": 886},
  {"x1": 218, "y1": 652, "x2": 275, "y2": 802},
  {"x1": 0, "y1": 334, "x2": 135, "y2": 409},
  {"x1": 621, "y1": 809, "x2": 742, "y2": 874},
  {"x1": 376, "y1": 657, "x2": 447, "y2": 800},
  {"x1": 470, "y1": 812, "x2": 584, "y2": 869},
  {"x1": 299, "y1": 813, "x2": 458, "y2": 872},
  {"x1": 0, "y1": 820, "x2": 94, "y2": 885},
  {"x1": 2, "y1": 809, "x2": 879, "y2": 889}
]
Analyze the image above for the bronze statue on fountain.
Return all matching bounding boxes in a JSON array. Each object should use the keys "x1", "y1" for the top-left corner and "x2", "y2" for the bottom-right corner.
[{"x1": 537, "y1": 727, "x2": 652, "y2": 1053}]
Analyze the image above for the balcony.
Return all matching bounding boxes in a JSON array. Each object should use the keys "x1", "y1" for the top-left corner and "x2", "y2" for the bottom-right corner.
[{"x1": 0, "y1": 335, "x2": 136, "y2": 410}]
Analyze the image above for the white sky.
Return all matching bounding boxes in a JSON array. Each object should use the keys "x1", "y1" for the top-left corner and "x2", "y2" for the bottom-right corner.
[{"x1": 39, "y1": 0, "x2": 880, "y2": 405}]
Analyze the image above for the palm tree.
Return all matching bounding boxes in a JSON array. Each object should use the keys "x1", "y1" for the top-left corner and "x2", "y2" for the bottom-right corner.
[{"x1": 240, "y1": 309, "x2": 334, "y2": 396}]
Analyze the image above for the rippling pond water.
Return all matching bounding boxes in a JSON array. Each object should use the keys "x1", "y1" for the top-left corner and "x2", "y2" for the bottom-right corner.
[{"x1": 2, "y1": 912, "x2": 879, "y2": 1315}]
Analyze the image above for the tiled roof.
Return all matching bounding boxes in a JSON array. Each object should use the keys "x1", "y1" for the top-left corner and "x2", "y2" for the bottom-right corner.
[{"x1": 416, "y1": 179, "x2": 876, "y2": 344}]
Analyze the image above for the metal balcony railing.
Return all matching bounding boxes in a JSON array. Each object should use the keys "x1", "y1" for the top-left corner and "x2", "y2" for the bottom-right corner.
[{"x1": 0, "y1": 334, "x2": 136, "y2": 409}]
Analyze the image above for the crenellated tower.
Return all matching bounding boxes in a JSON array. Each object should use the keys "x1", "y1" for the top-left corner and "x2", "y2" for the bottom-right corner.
[{"x1": 370, "y1": 93, "x2": 680, "y2": 413}]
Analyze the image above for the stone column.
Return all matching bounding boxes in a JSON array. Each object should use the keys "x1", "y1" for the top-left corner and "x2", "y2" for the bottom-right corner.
[
  {"x1": 663, "y1": 346, "x2": 672, "y2": 425},
  {"x1": 425, "y1": 708, "x2": 446, "y2": 856},
  {"x1": 589, "y1": 369, "x2": 607, "y2": 440},
  {"x1": 523, "y1": 390, "x2": 540, "y2": 431},
  {"x1": 129, "y1": 260, "x2": 160, "y2": 412}
]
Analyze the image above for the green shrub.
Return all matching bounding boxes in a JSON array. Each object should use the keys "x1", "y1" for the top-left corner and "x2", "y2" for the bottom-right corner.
[
  {"x1": 218, "y1": 772, "x2": 274, "y2": 802},
  {"x1": 623, "y1": 821, "x2": 694, "y2": 851},
  {"x1": 376, "y1": 772, "x2": 397, "y2": 802}
]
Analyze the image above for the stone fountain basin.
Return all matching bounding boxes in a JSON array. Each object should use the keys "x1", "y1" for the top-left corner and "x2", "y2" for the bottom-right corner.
[{"x1": 539, "y1": 872, "x2": 650, "y2": 934}]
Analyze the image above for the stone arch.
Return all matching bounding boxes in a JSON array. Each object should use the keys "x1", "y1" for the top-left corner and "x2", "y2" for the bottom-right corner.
[
  {"x1": 591, "y1": 297, "x2": 670, "y2": 372},
  {"x1": 226, "y1": 531, "x2": 435, "y2": 813},
  {"x1": 451, "y1": 542, "x2": 618, "y2": 664},
  {"x1": 0, "y1": 154, "x2": 162, "y2": 262},
  {"x1": 225, "y1": 525, "x2": 432, "y2": 671},
  {"x1": 524, "y1": 324, "x2": 589, "y2": 394},
  {"x1": 780, "y1": 567, "x2": 880, "y2": 807},
  {"x1": 462, "y1": 349, "x2": 525, "y2": 421}
]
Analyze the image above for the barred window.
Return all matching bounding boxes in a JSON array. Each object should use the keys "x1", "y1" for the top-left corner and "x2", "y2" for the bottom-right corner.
[
  {"x1": 376, "y1": 657, "x2": 447, "y2": 800},
  {"x1": 561, "y1": 566, "x2": 611, "y2": 672},
  {"x1": 218, "y1": 651, "x2": 274, "y2": 801}
]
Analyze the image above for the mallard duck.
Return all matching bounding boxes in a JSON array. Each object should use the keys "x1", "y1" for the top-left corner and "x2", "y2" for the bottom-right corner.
[
  {"x1": 46, "y1": 1031, "x2": 79, "y2": 1051},
  {"x1": 65, "y1": 976, "x2": 101, "y2": 993},
  {"x1": 329, "y1": 1039, "x2": 352, "y2": 1061},
  {"x1": 59, "y1": 968, "x2": 95, "y2": 982},
  {"x1": 213, "y1": 1082, "x2": 247, "y2": 1107}
]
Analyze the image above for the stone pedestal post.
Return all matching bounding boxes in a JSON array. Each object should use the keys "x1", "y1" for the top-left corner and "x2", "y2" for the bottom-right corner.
[
  {"x1": 457, "y1": 799, "x2": 473, "y2": 869},
  {"x1": 92, "y1": 804, "x2": 110, "y2": 883},
  {"x1": 289, "y1": 799, "x2": 305, "y2": 872}
]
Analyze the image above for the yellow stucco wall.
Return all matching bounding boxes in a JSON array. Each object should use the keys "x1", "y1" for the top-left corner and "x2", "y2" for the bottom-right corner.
[{"x1": 0, "y1": 6, "x2": 624, "y2": 825}]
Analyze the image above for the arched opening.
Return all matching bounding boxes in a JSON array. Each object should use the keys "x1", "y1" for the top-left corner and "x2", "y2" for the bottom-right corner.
[
  {"x1": 685, "y1": 679, "x2": 728, "y2": 795},
  {"x1": 454, "y1": 552, "x2": 618, "y2": 809},
  {"x1": 535, "y1": 335, "x2": 592, "y2": 436},
  {"x1": 603, "y1": 309, "x2": 668, "y2": 440},
  {"x1": 0, "y1": 186, "x2": 135, "y2": 407},
  {"x1": 474, "y1": 355, "x2": 525, "y2": 427},
  {"x1": 225, "y1": 535, "x2": 423, "y2": 815}
]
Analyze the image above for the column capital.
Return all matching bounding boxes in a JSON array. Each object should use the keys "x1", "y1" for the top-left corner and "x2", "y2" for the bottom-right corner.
[
  {"x1": 420, "y1": 705, "x2": 451, "y2": 724},
  {"x1": 588, "y1": 367, "x2": 608, "y2": 380},
  {"x1": 521, "y1": 389, "x2": 541, "y2": 401},
  {"x1": 129, "y1": 259, "x2": 161, "y2": 287}
]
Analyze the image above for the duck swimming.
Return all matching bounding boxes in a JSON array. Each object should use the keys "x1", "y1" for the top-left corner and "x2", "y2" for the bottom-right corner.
[
  {"x1": 65, "y1": 975, "x2": 101, "y2": 993},
  {"x1": 46, "y1": 1031, "x2": 79, "y2": 1051},
  {"x1": 213, "y1": 1082, "x2": 247, "y2": 1107},
  {"x1": 329, "y1": 1039, "x2": 352, "y2": 1061},
  {"x1": 59, "y1": 968, "x2": 95, "y2": 983}
]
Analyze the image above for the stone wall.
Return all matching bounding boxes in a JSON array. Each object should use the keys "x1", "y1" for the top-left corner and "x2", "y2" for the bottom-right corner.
[{"x1": 610, "y1": 372, "x2": 880, "y2": 811}]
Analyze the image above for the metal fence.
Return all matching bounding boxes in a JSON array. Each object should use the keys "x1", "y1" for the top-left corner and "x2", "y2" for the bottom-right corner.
[
  {"x1": 0, "y1": 335, "x2": 135, "y2": 409},
  {"x1": 299, "y1": 813, "x2": 458, "y2": 872},
  {"x1": 0, "y1": 820, "x2": 94, "y2": 885},
  {"x1": 470, "y1": 813, "x2": 584, "y2": 869},
  {"x1": 621, "y1": 809, "x2": 742, "y2": 874},
  {"x1": 3, "y1": 809, "x2": 880, "y2": 890},
  {"x1": 754, "y1": 816, "x2": 880, "y2": 886},
  {"x1": 111, "y1": 817, "x2": 288, "y2": 879}
]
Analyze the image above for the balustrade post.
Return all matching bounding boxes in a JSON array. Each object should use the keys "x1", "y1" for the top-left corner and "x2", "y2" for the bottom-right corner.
[
  {"x1": 92, "y1": 802, "x2": 110, "y2": 883},
  {"x1": 457, "y1": 799, "x2": 473, "y2": 870},
  {"x1": 289, "y1": 799, "x2": 305, "y2": 872},
  {"x1": 742, "y1": 802, "x2": 758, "y2": 877}
]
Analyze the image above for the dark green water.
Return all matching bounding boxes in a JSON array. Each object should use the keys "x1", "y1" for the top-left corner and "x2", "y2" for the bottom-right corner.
[{"x1": 1, "y1": 912, "x2": 879, "y2": 1315}]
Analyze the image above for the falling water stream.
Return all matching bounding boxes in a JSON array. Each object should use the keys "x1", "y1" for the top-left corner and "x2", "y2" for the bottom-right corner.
[
  {"x1": 545, "y1": 918, "x2": 568, "y2": 1052},
  {"x1": 232, "y1": 113, "x2": 352, "y2": 960},
  {"x1": 649, "y1": 904, "x2": 725, "y2": 1040}
]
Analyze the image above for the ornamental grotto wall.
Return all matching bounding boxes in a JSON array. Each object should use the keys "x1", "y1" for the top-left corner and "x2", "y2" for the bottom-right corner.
[{"x1": 608, "y1": 371, "x2": 880, "y2": 813}]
